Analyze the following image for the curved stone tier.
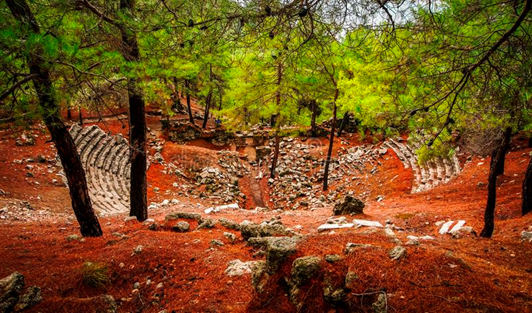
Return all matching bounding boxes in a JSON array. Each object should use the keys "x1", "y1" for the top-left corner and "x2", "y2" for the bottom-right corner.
[
  {"x1": 384, "y1": 138, "x2": 461, "y2": 193},
  {"x1": 69, "y1": 124, "x2": 130, "y2": 215}
]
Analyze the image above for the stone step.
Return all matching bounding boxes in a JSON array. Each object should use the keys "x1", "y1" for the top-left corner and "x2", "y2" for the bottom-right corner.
[
  {"x1": 111, "y1": 145, "x2": 129, "y2": 174},
  {"x1": 96, "y1": 139, "x2": 117, "y2": 169},
  {"x1": 103, "y1": 143, "x2": 123, "y2": 172},
  {"x1": 81, "y1": 131, "x2": 106, "y2": 165},
  {"x1": 89, "y1": 136, "x2": 112, "y2": 168}
]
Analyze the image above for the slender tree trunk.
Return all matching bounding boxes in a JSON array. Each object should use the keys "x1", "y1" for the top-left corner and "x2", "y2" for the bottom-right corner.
[
  {"x1": 202, "y1": 93, "x2": 211, "y2": 129},
  {"x1": 480, "y1": 127, "x2": 512, "y2": 238},
  {"x1": 310, "y1": 100, "x2": 318, "y2": 137},
  {"x1": 7, "y1": 0, "x2": 102, "y2": 236},
  {"x1": 218, "y1": 87, "x2": 223, "y2": 111},
  {"x1": 171, "y1": 77, "x2": 184, "y2": 112},
  {"x1": 120, "y1": 0, "x2": 147, "y2": 221},
  {"x1": 491, "y1": 129, "x2": 511, "y2": 176},
  {"x1": 522, "y1": 155, "x2": 532, "y2": 215},
  {"x1": 67, "y1": 108, "x2": 72, "y2": 120},
  {"x1": 185, "y1": 79, "x2": 195, "y2": 125},
  {"x1": 202, "y1": 64, "x2": 212, "y2": 129},
  {"x1": 323, "y1": 89, "x2": 339, "y2": 191},
  {"x1": 337, "y1": 111, "x2": 349, "y2": 137},
  {"x1": 270, "y1": 62, "x2": 282, "y2": 179},
  {"x1": 270, "y1": 131, "x2": 280, "y2": 179}
]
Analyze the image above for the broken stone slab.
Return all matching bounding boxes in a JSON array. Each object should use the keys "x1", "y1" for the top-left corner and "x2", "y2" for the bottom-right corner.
[
  {"x1": 352, "y1": 219, "x2": 383, "y2": 228},
  {"x1": 438, "y1": 221, "x2": 454, "y2": 234},
  {"x1": 318, "y1": 223, "x2": 354, "y2": 232},
  {"x1": 240, "y1": 220, "x2": 290, "y2": 240},
  {"x1": 172, "y1": 221, "x2": 190, "y2": 233},
  {"x1": 204, "y1": 203, "x2": 239, "y2": 214},
  {"x1": 439, "y1": 220, "x2": 466, "y2": 235},
  {"x1": 449, "y1": 220, "x2": 466, "y2": 233}
]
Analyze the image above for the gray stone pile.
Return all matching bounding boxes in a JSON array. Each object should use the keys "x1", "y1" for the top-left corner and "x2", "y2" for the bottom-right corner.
[
  {"x1": 267, "y1": 138, "x2": 388, "y2": 210},
  {"x1": 0, "y1": 272, "x2": 42, "y2": 312}
]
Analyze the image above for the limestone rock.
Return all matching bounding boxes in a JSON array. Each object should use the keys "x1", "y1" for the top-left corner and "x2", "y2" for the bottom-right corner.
[
  {"x1": 522, "y1": 231, "x2": 532, "y2": 242},
  {"x1": 219, "y1": 218, "x2": 240, "y2": 230},
  {"x1": 290, "y1": 256, "x2": 321, "y2": 286},
  {"x1": 344, "y1": 271, "x2": 359, "y2": 289},
  {"x1": 251, "y1": 261, "x2": 269, "y2": 293},
  {"x1": 165, "y1": 212, "x2": 203, "y2": 222},
  {"x1": 172, "y1": 221, "x2": 190, "y2": 233},
  {"x1": 197, "y1": 218, "x2": 217, "y2": 229},
  {"x1": 0, "y1": 272, "x2": 25, "y2": 313},
  {"x1": 325, "y1": 254, "x2": 342, "y2": 263},
  {"x1": 223, "y1": 232, "x2": 237, "y2": 243},
  {"x1": 224, "y1": 259, "x2": 259, "y2": 276},
  {"x1": 333, "y1": 196, "x2": 365, "y2": 216},
  {"x1": 345, "y1": 242, "x2": 374, "y2": 254},
  {"x1": 388, "y1": 246, "x2": 407, "y2": 260},
  {"x1": 372, "y1": 293, "x2": 387, "y2": 313},
  {"x1": 13, "y1": 286, "x2": 42, "y2": 311},
  {"x1": 266, "y1": 237, "x2": 298, "y2": 273}
]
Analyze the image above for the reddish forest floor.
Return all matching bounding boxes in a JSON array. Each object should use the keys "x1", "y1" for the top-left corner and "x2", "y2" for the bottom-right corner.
[{"x1": 1, "y1": 109, "x2": 532, "y2": 312}]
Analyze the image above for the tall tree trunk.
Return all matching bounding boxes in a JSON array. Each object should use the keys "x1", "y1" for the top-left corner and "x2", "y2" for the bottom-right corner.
[
  {"x1": 491, "y1": 129, "x2": 511, "y2": 176},
  {"x1": 310, "y1": 99, "x2": 318, "y2": 137},
  {"x1": 185, "y1": 79, "x2": 195, "y2": 125},
  {"x1": 337, "y1": 111, "x2": 349, "y2": 137},
  {"x1": 171, "y1": 77, "x2": 184, "y2": 112},
  {"x1": 270, "y1": 62, "x2": 282, "y2": 179},
  {"x1": 7, "y1": 0, "x2": 102, "y2": 236},
  {"x1": 270, "y1": 131, "x2": 280, "y2": 179},
  {"x1": 202, "y1": 92, "x2": 211, "y2": 129},
  {"x1": 67, "y1": 108, "x2": 72, "y2": 120},
  {"x1": 218, "y1": 87, "x2": 223, "y2": 111},
  {"x1": 323, "y1": 89, "x2": 339, "y2": 191},
  {"x1": 480, "y1": 127, "x2": 512, "y2": 238},
  {"x1": 522, "y1": 155, "x2": 532, "y2": 215},
  {"x1": 202, "y1": 64, "x2": 213, "y2": 129},
  {"x1": 120, "y1": 0, "x2": 147, "y2": 221}
]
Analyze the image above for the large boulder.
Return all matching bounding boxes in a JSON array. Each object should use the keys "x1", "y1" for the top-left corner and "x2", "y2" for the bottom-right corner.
[
  {"x1": 266, "y1": 237, "x2": 298, "y2": 273},
  {"x1": 239, "y1": 219, "x2": 289, "y2": 240},
  {"x1": 333, "y1": 196, "x2": 365, "y2": 216},
  {"x1": 290, "y1": 256, "x2": 322, "y2": 286}
]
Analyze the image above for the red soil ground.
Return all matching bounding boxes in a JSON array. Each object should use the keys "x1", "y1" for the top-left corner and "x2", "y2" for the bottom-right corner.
[{"x1": 1, "y1": 114, "x2": 531, "y2": 312}]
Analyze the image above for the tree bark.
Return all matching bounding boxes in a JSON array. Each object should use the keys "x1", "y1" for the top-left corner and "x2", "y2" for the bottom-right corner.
[
  {"x1": 323, "y1": 89, "x2": 339, "y2": 191},
  {"x1": 202, "y1": 64, "x2": 213, "y2": 129},
  {"x1": 490, "y1": 129, "x2": 511, "y2": 176},
  {"x1": 270, "y1": 62, "x2": 282, "y2": 179},
  {"x1": 185, "y1": 79, "x2": 195, "y2": 125},
  {"x1": 7, "y1": 0, "x2": 102, "y2": 236},
  {"x1": 270, "y1": 131, "x2": 280, "y2": 179},
  {"x1": 480, "y1": 127, "x2": 512, "y2": 238},
  {"x1": 120, "y1": 0, "x2": 147, "y2": 221},
  {"x1": 310, "y1": 99, "x2": 318, "y2": 137},
  {"x1": 218, "y1": 87, "x2": 223, "y2": 111},
  {"x1": 337, "y1": 111, "x2": 349, "y2": 137},
  {"x1": 171, "y1": 77, "x2": 184, "y2": 112},
  {"x1": 522, "y1": 155, "x2": 532, "y2": 215}
]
